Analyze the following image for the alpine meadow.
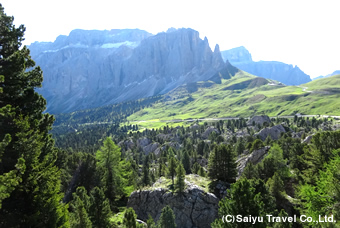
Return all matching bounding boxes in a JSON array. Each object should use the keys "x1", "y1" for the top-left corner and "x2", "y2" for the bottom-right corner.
[{"x1": 1, "y1": 2, "x2": 340, "y2": 228}]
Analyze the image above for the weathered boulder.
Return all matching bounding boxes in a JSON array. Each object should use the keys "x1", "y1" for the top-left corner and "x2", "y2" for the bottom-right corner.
[
  {"x1": 124, "y1": 138, "x2": 135, "y2": 150},
  {"x1": 127, "y1": 180, "x2": 219, "y2": 228},
  {"x1": 202, "y1": 126, "x2": 220, "y2": 139},
  {"x1": 143, "y1": 142, "x2": 160, "y2": 155},
  {"x1": 255, "y1": 124, "x2": 286, "y2": 140},
  {"x1": 190, "y1": 123, "x2": 200, "y2": 130},
  {"x1": 237, "y1": 146, "x2": 270, "y2": 177},
  {"x1": 302, "y1": 135, "x2": 313, "y2": 144},
  {"x1": 137, "y1": 137, "x2": 152, "y2": 148},
  {"x1": 247, "y1": 115, "x2": 271, "y2": 126}
]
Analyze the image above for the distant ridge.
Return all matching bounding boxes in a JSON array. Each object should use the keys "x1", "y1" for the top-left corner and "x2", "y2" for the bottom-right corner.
[
  {"x1": 313, "y1": 70, "x2": 340, "y2": 80},
  {"x1": 221, "y1": 46, "x2": 311, "y2": 85}
]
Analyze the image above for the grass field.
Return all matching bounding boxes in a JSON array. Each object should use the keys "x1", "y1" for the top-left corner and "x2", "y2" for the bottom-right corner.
[{"x1": 127, "y1": 72, "x2": 340, "y2": 128}]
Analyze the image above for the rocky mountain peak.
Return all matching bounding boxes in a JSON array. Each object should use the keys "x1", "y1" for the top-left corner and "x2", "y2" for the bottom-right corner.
[
  {"x1": 221, "y1": 46, "x2": 311, "y2": 85},
  {"x1": 30, "y1": 28, "x2": 227, "y2": 113},
  {"x1": 221, "y1": 46, "x2": 253, "y2": 63}
]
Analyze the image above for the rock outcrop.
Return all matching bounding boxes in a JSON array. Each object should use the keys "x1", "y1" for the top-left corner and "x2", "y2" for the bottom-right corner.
[
  {"x1": 127, "y1": 181, "x2": 219, "y2": 228},
  {"x1": 237, "y1": 146, "x2": 271, "y2": 177},
  {"x1": 221, "y1": 46, "x2": 311, "y2": 85},
  {"x1": 255, "y1": 124, "x2": 287, "y2": 140},
  {"x1": 30, "y1": 28, "x2": 229, "y2": 114},
  {"x1": 302, "y1": 135, "x2": 313, "y2": 144},
  {"x1": 247, "y1": 115, "x2": 271, "y2": 126},
  {"x1": 202, "y1": 126, "x2": 220, "y2": 139}
]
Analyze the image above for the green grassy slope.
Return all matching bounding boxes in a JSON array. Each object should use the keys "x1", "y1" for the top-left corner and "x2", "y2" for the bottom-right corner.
[{"x1": 127, "y1": 73, "x2": 340, "y2": 123}]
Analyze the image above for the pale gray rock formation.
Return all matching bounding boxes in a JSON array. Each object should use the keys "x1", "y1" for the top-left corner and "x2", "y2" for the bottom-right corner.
[
  {"x1": 136, "y1": 137, "x2": 160, "y2": 155},
  {"x1": 30, "y1": 28, "x2": 230, "y2": 114},
  {"x1": 137, "y1": 137, "x2": 152, "y2": 148},
  {"x1": 221, "y1": 46, "x2": 311, "y2": 85},
  {"x1": 143, "y1": 142, "x2": 160, "y2": 155},
  {"x1": 255, "y1": 124, "x2": 287, "y2": 140},
  {"x1": 127, "y1": 180, "x2": 219, "y2": 228},
  {"x1": 302, "y1": 135, "x2": 313, "y2": 144},
  {"x1": 237, "y1": 146, "x2": 271, "y2": 177},
  {"x1": 202, "y1": 126, "x2": 220, "y2": 139},
  {"x1": 247, "y1": 115, "x2": 271, "y2": 126},
  {"x1": 118, "y1": 138, "x2": 135, "y2": 151}
]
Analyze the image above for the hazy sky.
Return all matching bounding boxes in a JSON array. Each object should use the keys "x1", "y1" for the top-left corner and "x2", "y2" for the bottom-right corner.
[{"x1": 2, "y1": 0, "x2": 339, "y2": 78}]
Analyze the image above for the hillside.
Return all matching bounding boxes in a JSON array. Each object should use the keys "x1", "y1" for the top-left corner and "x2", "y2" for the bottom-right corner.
[
  {"x1": 127, "y1": 73, "x2": 340, "y2": 124},
  {"x1": 303, "y1": 74, "x2": 340, "y2": 90}
]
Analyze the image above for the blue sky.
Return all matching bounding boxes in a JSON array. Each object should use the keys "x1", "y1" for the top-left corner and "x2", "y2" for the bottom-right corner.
[{"x1": 2, "y1": 0, "x2": 339, "y2": 78}]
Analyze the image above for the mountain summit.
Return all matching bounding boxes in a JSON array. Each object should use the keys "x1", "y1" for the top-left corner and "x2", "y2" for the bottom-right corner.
[
  {"x1": 30, "y1": 28, "x2": 228, "y2": 113},
  {"x1": 221, "y1": 46, "x2": 311, "y2": 85}
]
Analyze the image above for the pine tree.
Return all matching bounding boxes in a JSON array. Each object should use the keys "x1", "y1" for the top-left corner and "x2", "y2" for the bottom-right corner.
[
  {"x1": 208, "y1": 144, "x2": 237, "y2": 183},
  {"x1": 96, "y1": 137, "x2": 132, "y2": 206},
  {"x1": 182, "y1": 150, "x2": 191, "y2": 174},
  {"x1": 89, "y1": 187, "x2": 112, "y2": 228},
  {"x1": 168, "y1": 157, "x2": 177, "y2": 186},
  {"x1": 70, "y1": 187, "x2": 92, "y2": 228},
  {"x1": 70, "y1": 195, "x2": 92, "y2": 228},
  {"x1": 211, "y1": 178, "x2": 268, "y2": 228},
  {"x1": 146, "y1": 214, "x2": 157, "y2": 228},
  {"x1": 175, "y1": 163, "x2": 186, "y2": 194},
  {"x1": 198, "y1": 166, "x2": 206, "y2": 177},
  {"x1": 0, "y1": 4, "x2": 69, "y2": 227},
  {"x1": 123, "y1": 207, "x2": 137, "y2": 228},
  {"x1": 158, "y1": 205, "x2": 176, "y2": 228},
  {"x1": 142, "y1": 155, "x2": 151, "y2": 186},
  {"x1": 191, "y1": 162, "x2": 201, "y2": 174},
  {"x1": 267, "y1": 172, "x2": 285, "y2": 200}
]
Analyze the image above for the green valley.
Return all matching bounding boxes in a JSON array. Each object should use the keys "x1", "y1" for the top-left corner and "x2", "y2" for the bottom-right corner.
[{"x1": 128, "y1": 72, "x2": 340, "y2": 125}]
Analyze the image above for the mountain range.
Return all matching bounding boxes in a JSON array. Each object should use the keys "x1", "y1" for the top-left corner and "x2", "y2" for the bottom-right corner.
[
  {"x1": 313, "y1": 70, "x2": 340, "y2": 80},
  {"x1": 30, "y1": 28, "x2": 231, "y2": 114},
  {"x1": 221, "y1": 46, "x2": 312, "y2": 85},
  {"x1": 30, "y1": 29, "x2": 321, "y2": 115}
]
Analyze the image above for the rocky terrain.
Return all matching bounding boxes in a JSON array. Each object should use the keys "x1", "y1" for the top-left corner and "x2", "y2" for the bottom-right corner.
[
  {"x1": 127, "y1": 179, "x2": 219, "y2": 228},
  {"x1": 221, "y1": 46, "x2": 311, "y2": 85},
  {"x1": 30, "y1": 28, "x2": 229, "y2": 114}
]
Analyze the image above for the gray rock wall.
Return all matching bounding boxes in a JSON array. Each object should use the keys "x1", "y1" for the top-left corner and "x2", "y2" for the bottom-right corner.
[
  {"x1": 30, "y1": 28, "x2": 227, "y2": 114},
  {"x1": 127, "y1": 184, "x2": 219, "y2": 228}
]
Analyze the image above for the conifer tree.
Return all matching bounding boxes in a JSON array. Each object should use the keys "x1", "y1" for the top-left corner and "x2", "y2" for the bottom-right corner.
[
  {"x1": 0, "y1": 4, "x2": 69, "y2": 227},
  {"x1": 96, "y1": 137, "x2": 133, "y2": 207},
  {"x1": 89, "y1": 187, "x2": 112, "y2": 228},
  {"x1": 208, "y1": 144, "x2": 237, "y2": 183},
  {"x1": 168, "y1": 157, "x2": 177, "y2": 185},
  {"x1": 175, "y1": 163, "x2": 186, "y2": 193},
  {"x1": 198, "y1": 166, "x2": 206, "y2": 177},
  {"x1": 123, "y1": 207, "x2": 137, "y2": 228},
  {"x1": 191, "y1": 162, "x2": 201, "y2": 174},
  {"x1": 211, "y1": 178, "x2": 268, "y2": 228},
  {"x1": 182, "y1": 150, "x2": 191, "y2": 174},
  {"x1": 158, "y1": 205, "x2": 176, "y2": 228},
  {"x1": 142, "y1": 154, "x2": 151, "y2": 186},
  {"x1": 70, "y1": 187, "x2": 92, "y2": 228},
  {"x1": 146, "y1": 214, "x2": 157, "y2": 228},
  {"x1": 70, "y1": 195, "x2": 92, "y2": 228}
]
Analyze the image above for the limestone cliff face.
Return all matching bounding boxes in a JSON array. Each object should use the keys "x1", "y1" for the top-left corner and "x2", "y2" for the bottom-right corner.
[
  {"x1": 127, "y1": 181, "x2": 219, "y2": 228},
  {"x1": 30, "y1": 28, "x2": 227, "y2": 113},
  {"x1": 221, "y1": 46, "x2": 311, "y2": 85}
]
